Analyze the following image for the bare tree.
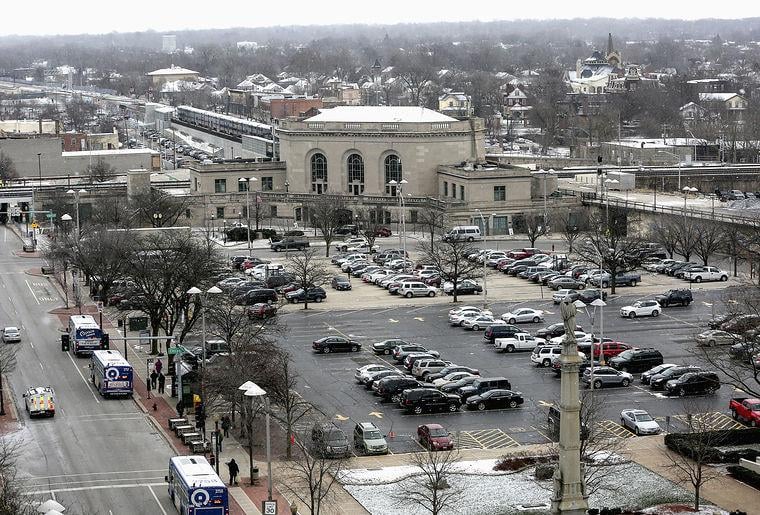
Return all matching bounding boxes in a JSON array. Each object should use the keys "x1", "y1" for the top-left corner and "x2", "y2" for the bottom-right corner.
[
  {"x1": 721, "y1": 228, "x2": 748, "y2": 277},
  {"x1": 0, "y1": 151, "x2": 17, "y2": 183},
  {"x1": 576, "y1": 208, "x2": 650, "y2": 294},
  {"x1": 649, "y1": 216, "x2": 680, "y2": 259},
  {"x1": 418, "y1": 239, "x2": 481, "y2": 303},
  {"x1": 286, "y1": 247, "x2": 331, "y2": 310},
  {"x1": 88, "y1": 158, "x2": 115, "y2": 183},
  {"x1": 306, "y1": 195, "x2": 348, "y2": 257},
  {"x1": 391, "y1": 49, "x2": 437, "y2": 106},
  {"x1": 673, "y1": 217, "x2": 698, "y2": 262},
  {"x1": 396, "y1": 447, "x2": 463, "y2": 515},
  {"x1": 0, "y1": 345, "x2": 18, "y2": 416},
  {"x1": 552, "y1": 208, "x2": 586, "y2": 254},
  {"x1": 268, "y1": 352, "x2": 314, "y2": 459},
  {"x1": 578, "y1": 390, "x2": 628, "y2": 496},
  {"x1": 280, "y1": 427, "x2": 347, "y2": 515},
  {"x1": 694, "y1": 221, "x2": 724, "y2": 266},
  {"x1": 129, "y1": 189, "x2": 194, "y2": 228},
  {"x1": 355, "y1": 205, "x2": 388, "y2": 251},
  {"x1": 664, "y1": 401, "x2": 727, "y2": 510},
  {"x1": 417, "y1": 207, "x2": 448, "y2": 245},
  {"x1": 518, "y1": 213, "x2": 548, "y2": 248},
  {"x1": 0, "y1": 436, "x2": 35, "y2": 514}
]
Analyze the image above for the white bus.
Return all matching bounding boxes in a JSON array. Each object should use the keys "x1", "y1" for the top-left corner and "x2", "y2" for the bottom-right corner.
[
  {"x1": 90, "y1": 350, "x2": 133, "y2": 397},
  {"x1": 166, "y1": 455, "x2": 228, "y2": 514},
  {"x1": 68, "y1": 314, "x2": 103, "y2": 356}
]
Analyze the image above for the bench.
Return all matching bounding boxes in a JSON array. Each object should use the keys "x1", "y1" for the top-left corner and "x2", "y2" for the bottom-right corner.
[
  {"x1": 181, "y1": 432, "x2": 201, "y2": 445},
  {"x1": 174, "y1": 424, "x2": 194, "y2": 437},
  {"x1": 168, "y1": 417, "x2": 188, "y2": 430},
  {"x1": 188, "y1": 439, "x2": 210, "y2": 453}
]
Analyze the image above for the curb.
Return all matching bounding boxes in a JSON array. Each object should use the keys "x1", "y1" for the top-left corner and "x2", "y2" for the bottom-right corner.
[{"x1": 134, "y1": 393, "x2": 183, "y2": 455}]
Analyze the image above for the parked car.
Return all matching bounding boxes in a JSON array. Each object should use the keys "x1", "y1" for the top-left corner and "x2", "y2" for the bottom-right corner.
[
  {"x1": 483, "y1": 324, "x2": 522, "y2": 344},
  {"x1": 501, "y1": 308, "x2": 544, "y2": 324},
  {"x1": 426, "y1": 365, "x2": 479, "y2": 383},
  {"x1": 286, "y1": 287, "x2": 327, "y2": 303},
  {"x1": 440, "y1": 375, "x2": 479, "y2": 393},
  {"x1": 374, "y1": 376, "x2": 433, "y2": 402},
  {"x1": 443, "y1": 279, "x2": 482, "y2": 295},
  {"x1": 23, "y1": 386, "x2": 56, "y2": 418},
  {"x1": 353, "y1": 422, "x2": 388, "y2": 454},
  {"x1": 245, "y1": 303, "x2": 278, "y2": 319},
  {"x1": 531, "y1": 345, "x2": 562, "y2": 367},
  {"x1": 684, "y1": 266, "x2": 729, "y2": 283},
  {"x1": 399, "y1": 388, "x2": 461, "y2": 414},
  {"x1": 457, "y1": 377, "x2": 512, "y2": 401},
  {"x1": 311, "y1": 423, "x2": 350, "y2": 458},
  {"x1": 312, "y1": 336, "x2": 361, "y2": 353},
  {"x1": 393, "y1": 344, "x2": 439, "y2": 361},
  {"x1": 552, "y1": 289, "x2": 579, "y2": 304},
  {"x1": 2, "y1": 327, "x2": 20, "y2": 343},
  {"x1": 336, "y1": 225, "x2": 359, "y2": 236},
  {"x1": 417, "y1": 423, "x2": 454, "y2": 450},
  {"x1": 590, "y1": 341, "x2": 632, "y2": 359},
  {"x1": 372, "y1": 338, "x2": 411, "y2": 355},
  {"x1": 608, "y1": 348, "x2": 664, "y2": 373},
  {"x1": 664, "y1": 371, "x2": 720, "y2": 397},
  {"x1": 577, "y1": 289, "x2": 607, "y2": 303},
  {"x1": 729, "y1": 397, "x2": 760, "y2": 427},
  {"x1": 620, "y1": 409, "x2": 661, "y2": 435},
  {"x1": 548, "y1": 276, "x2": 585, "y2": 291},
  {"x1": 536, "y1": 323, "x2": 584, "y2": 340},
  {"x1": 462, "y1": 315, "x2": 502, "y2": 331},
  {"x1": 619, "y1": 300, "x2": 661, "y2": 318},
  {"x1": 398, "y1": 282, "x2": 437, "y2": 298},
  {"x1": 238, "y1": 288, "x2": 278, "y2": 305},
  {"x1": 640, "y1": 363, "x2": 678, "y2": 385},
  {"x1": 650, "y1": 365, "x2": 703, "y2": 390},
  {"x1": 548, "y1": 405, "x2": 589, "y2": 440},
  {"x1": 495, "y1": 333, "x2": 546, "y2": 353},
  {"x1": 412, "y1": 359, "x2": 452, "y2": 378},
  {"x1": 696, "y1": 330, "x2": 740, "y2": 347},
  {"x1": 654, "y1": 289, "x2": 693, "y2": 307},
  {"x1": 331, "y1": 276, "x2": 352, "y2": 291},
  {"x1": 581, "y1": 367, "x2": 633, "y2": 388},
  {"x1": 465, "y1": 389, "x2": 523, "y2": 411},
  {"x1": 355, "y1": 364, "x2": 393, "y2": 384},
  {"x1": 590, "y1": 272, "x2": 641, "y2": 288},
  {"x1": 270, "y1": 238, "x2": 310, "y2": 252},
  {"x1": 449, "y1": 308, "x2": 491, "y2": 326}
]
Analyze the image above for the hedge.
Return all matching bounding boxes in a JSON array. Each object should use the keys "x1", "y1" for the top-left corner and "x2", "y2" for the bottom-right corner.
[{"x1": 664, "y1": 428, "x2": 760, "y2": 464}]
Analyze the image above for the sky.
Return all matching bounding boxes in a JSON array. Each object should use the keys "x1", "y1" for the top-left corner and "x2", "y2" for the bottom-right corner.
[{"x1": 2, "y1": 0, "x2": 760, "y2": 36}]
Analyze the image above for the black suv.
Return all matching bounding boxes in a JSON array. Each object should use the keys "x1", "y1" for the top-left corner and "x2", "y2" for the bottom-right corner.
[
  {"x1": 577, "y1": 289, "x2": 607, "y2": 303},
  {"x1": 457, "y1": 377, "x2": 512, "y2": 401},
  {"x1": 649, "y1": 365, "x2": 702, "y2": 390},
  {"x1": 665, "y1": 371, "x2": 721, "y2": 397},
  {"x1": 483, "y1": 324, "x2": 522, "y2": 343},
  {"x1": 238, "y1": 288, "x2": 278, "y2": 305},
  {"x1": 270, "y1": 238, "x2": 310, "y2": 252},
  {"x1": 374, "y1": 376, "x2": 433, "y2": 402},
  {"x1": 655, "y1": 289, "x2": 693, "y2": 307},
  {"x1": 609, "y1": 348, "x2": 664, "y2": 373},
  {"x1": 399, "y1": 388, "x2": 461, "y2": 414},
  {"x1": 536, "y1": 323, "x2": 584, "y2": 339},
  {"x1": 310, "y1": 423, "x2": 350, "y2": 458}
]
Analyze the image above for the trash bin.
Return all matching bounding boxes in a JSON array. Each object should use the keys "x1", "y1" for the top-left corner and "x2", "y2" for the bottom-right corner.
[{"x1": 251, "y1": 467, "x2": 260, "y2": 481}]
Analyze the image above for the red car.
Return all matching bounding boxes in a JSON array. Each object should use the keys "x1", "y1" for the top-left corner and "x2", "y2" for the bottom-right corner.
[
  {"x1": 374, "y1": 227, "x2": 392, "y2": 237},
  {"x1": 425, "y1": 275, "x2": 442, "y2": 287},
  {"x1": 417, "y1": 423, "x2": 454, "y2": 451},
  {"x1": 592, "y1": 341, "x2": 632, "y2": 359},
  {"x1": 246, "y1": 303, "x2": 278, "y2": 319}
]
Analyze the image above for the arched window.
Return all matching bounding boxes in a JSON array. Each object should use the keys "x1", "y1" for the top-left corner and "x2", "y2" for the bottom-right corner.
[
  {"x1": 310, "y1": 153, "x2": 327, "y2": 194},
  {"x1": 384, "y1": 154, "x2": 402, "y2": 195},
  {"x1": 347, "y1": 154, "x2": 364, "y2": 195}
]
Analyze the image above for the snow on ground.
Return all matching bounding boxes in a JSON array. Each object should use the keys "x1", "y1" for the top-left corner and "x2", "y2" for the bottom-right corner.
[{"x1": 340, "y1": 460, "x2": 695, "y2": 515}]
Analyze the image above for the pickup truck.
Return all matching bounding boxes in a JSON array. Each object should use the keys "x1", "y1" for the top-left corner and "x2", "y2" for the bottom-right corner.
[
  {"x1": 590, "y1": 272, "x2": 641, "y2": 288},
  {"x1": 270, "y1": 238, "x2": 310, "y2": 252},
  {"x1": 494, "y1": 333, "x2": 546, "y2": 353},
  {"x1": 730, "y1": 397, "x2": 760, "y2": 427},
  {"x1": 683, "y1": 266, "x2": 729, "y2": 283}
]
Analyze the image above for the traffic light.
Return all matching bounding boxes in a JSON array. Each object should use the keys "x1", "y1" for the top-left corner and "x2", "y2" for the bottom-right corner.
[
  {"x1": 195, "y1": 403, "x2": 206, "y2": 429},
  {"x1": 100, "y1": 333, "x2": 110, "y2": 350},
  {"x1": 61, "y1": 334, "x2": 70, "y2": 352}
]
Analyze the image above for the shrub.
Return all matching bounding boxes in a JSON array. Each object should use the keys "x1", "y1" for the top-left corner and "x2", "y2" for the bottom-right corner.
[{"x1": 727, "y1": 464, "x2": 760, "y2": 490}]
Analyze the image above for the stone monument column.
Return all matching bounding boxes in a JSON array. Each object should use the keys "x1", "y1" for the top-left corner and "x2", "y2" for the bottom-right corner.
[{"x1": 551, "y1": 300, "x2": 588, "y2": 514}]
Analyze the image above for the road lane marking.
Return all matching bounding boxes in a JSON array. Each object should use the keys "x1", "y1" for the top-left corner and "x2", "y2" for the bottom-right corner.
[
  {"x1": 66, "y1": 352, "x2": 100, "y2": 404},
  {"x1": 29, "y1": 469, "x2": 166, "y2": 480},
  {"x1": 24, "y1": 279, "x2": 41, "y2": 305},
  {"x1": 25, "y1": 482, "x2": 166, "y2": 495},
  {"x1": 148, "y1": 485, "x2": 169, "y2": 515}
]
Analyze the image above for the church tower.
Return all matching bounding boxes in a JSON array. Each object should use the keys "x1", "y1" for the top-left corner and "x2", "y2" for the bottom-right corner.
[{"x1": 606, "y1": 33, "x2": 622, "y2": 68}]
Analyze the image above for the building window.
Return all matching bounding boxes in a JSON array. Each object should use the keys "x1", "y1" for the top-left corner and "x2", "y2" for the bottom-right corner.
[
  {"x1": 443, "y1": 181, "x2": 448, "y2": 196},
  {"x1": 216, "y1": 207, "x2": 225, "y2": 219},
  {"x1": 261, "y1": 177, "x2": 273, "y2": 191},
  {"x1": 347, "y1": 154, "x2": 365, "y2": 194},
  {"x1": 238, "y1": 180, "x2": 248, "y2": 192},
  {"x1": 494, "y1": 185, "x2": 506, "y2": 201},
  {"x1": 193, "y1": 178, "x2": 198, "y2": 191},
  {"x1": 310, "y1": 153, "x2": 327, "y2": 194},
  {"x1": 185, "y1": 209, "x2": 191, "y2": 219},
  {"x1": 384, "y1": 154, "x2": 402, "y2": 195},
  {"x1": 452, "y1": 184, "x2": 456, "y2": 199},
  {"x1": 270, "y1": 205, "x2": 277, "y2": 217},
  {"x1": 214, "y1": 179, "x2": 227, "y2": 193},
  {"x1": 460, "y1": 185, "x2": 465, "y2": 201},
  {"x1": 409, "y1": 210, "x2": 418, "y2": 224}
]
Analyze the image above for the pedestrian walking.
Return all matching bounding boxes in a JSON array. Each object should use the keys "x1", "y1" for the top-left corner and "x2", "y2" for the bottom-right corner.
[
  {"x1": 146, "y1": 376, "x2": 152, "y2": 399},
  {"x1": 176, "y1": 399, "x2": 185, "y2": 417},
  {"x1": 154, "y1": 358, "x2": 163, "y2": 375},
  {"x1": 226, "y1": 458, "x2": 239, "y2": 486},
  {"x1": 149, "y1": 369, "x2": 158, "y2": 390},
  {"x1": 216, "y1": 429, "x2": 224, "y2": 452},
  {"x1": 221, "y1": 415, "x2": 231, "y2": 438},
  {"x1": 157, "y1": 372, "x2": 166, "y2": 394}
]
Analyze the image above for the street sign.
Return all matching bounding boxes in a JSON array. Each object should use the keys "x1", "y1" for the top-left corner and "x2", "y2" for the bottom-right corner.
[
  {"x1": 167, "y1": 347, "x2": 181, "y2": 355},
  {"x1": 46, "y1": 213, "x2": 56, "y2": 219},
  {"x1": 262, "y1": 500, "x2": 277, "y2": 515},
  {"x1": 96, "y1": 301, "x2": 104, "y2": 312}
]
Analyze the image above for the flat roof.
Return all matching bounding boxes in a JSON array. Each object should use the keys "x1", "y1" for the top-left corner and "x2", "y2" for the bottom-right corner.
[
  {"x1": 63, "y1": 148, "x2": 159, "y2": 157},
  {"x1": 305, "y1": 106, "x2": 456, "y2": 124}
]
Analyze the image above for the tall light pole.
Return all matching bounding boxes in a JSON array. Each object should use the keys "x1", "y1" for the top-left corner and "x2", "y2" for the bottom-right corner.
[
  {"x1": 239, "y1": 177, "x2": 258, "y2": 254},
  {"x1": 476, "y1": 208, "x2": 488, "y2": 308},
  {"x1": 67, "y1": 188, "x2": 86, "y2": 238},
  {"x1": 657, "y1": 150, "x2": 682, "y2": 191},
  {"x1": 682, "y1": 186, "x2": 698, "y2": 218},
  {"x1": 187, "y1": 285, "x2": 222, "y2": 436},
  {"x1": 37, "y1": 152, "x2": 42, "y2": 186},
  {"x1": 387, "y1": 179, "x2": 409, "y2": 270},
  {"x1": 239, "y1": 380, "x2": 273, "y2": 501},
  {"x1": 603, "y1": 178, "x2": 619, "y2": 222},
  {"x1": 533, "y1": 169, "x2": 555, "y2": 233}
]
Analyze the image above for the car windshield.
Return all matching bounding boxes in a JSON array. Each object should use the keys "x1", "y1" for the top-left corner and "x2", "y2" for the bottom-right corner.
[
  {"x1": 750, "y1": 404, "x2": 760, "y2": 411},
  {"x1": 634, "y1": 413, "x2": 654, "y2": 422},
  {"x1": 327, "y1": 431, "x2": 346, "y2": 443},
  {"x1": 428, "y1": 428, "x2": 448, "y2": 437},
  {"x1": 365, "y1": 430, "x2": 382, "y2": 440},
  {"x1": 618, "y1": 350, "x2": 635, "y2": 359}
]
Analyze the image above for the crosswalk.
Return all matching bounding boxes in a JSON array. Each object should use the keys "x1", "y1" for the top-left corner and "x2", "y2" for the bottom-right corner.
[
  {"x1": 455, "y1": 429, "x2": 521, "y2": 450},
  {"x1": 672, "y1": 411, "x2": 745, "y2": 431}
]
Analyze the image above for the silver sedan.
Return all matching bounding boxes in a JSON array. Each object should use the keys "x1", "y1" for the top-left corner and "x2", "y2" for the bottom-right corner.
[{"x1": 620, "y1": 409, "x2": 661, "y2": 435}]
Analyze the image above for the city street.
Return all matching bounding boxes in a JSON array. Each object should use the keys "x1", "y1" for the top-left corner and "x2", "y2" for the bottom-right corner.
[
  {"x1": 278, "y1": 285, "x2": 745, "y2": 454},
  {"x1": 0, "y1": 225, "x2": 176, "y2": 514}
]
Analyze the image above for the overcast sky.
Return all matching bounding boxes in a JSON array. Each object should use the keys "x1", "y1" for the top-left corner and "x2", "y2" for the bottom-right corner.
[{"x1": 3, "y1": 0, "x2": 760, "y2": 36}]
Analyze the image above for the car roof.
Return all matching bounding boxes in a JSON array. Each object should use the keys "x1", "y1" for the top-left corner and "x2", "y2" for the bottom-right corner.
[{"x1": 421, "y1": 423, "x2": 444, "y2": 430}]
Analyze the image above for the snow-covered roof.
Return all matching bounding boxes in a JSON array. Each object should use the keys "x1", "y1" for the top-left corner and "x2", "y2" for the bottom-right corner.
[
  {"x1": 507, "y1": 88, "x2": 527, "y2": 99},
  {"x1": 606, "y1": 137, "x2": 707, "y2": 149},
  {"x1": 305, "y1": 106, "x2": 457, "y2": 123},
  {"x1": 160, "y1": 80, "x2": 207, "y2": 93},
  {"x1": 699, "y1": 92, "x2": 742, "y2": 102},
  {"x1": 687, "y1": 78, "x2": 725, "y2": 84},
  {"x1": 148, "y1": 66, "x2": 199, "y2": 76}
]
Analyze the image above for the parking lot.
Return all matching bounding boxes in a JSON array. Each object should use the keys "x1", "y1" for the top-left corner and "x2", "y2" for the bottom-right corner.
[{"x1": 277, "y1": 283, "x2": 745, "y2": 455}]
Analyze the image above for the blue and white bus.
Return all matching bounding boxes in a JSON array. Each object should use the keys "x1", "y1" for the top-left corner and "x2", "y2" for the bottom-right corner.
[
  {"x1": 90, "y1": 350, "x2": 133, "y2": 397},
  {"x1": 68, "y1": 314, "x2": 102, "y2": 356},
  {"x1": 167, "y1": 456, "x2": 228, "y2": 515}
]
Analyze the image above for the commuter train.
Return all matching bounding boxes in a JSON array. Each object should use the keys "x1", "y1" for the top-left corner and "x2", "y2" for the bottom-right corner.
[{"x1": 174, "y1": 105, "x2": 273, "y2": 141}]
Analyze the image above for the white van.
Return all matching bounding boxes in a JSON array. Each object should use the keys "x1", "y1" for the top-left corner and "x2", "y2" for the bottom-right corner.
[{"x1": 443, "y1": 226, "x2": 483, "y2": 242}]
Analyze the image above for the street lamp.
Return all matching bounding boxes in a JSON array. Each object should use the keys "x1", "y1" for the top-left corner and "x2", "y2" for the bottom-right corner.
[
  {"x1": 187, "y1": 285, "x2": 222, "y2": 436},
  {"x1": 37, "y1": 152, "x2": 42, "y2": 185},
  {"x1": 284, "y1": 181, "x2": 289, "y2": 193},
  {"x1": 657, "y1": 150, "x2": 683, "y2": 191},
  {"x1": 387, "y1": 179, "x2": 409, "y2": 271},
  {"x1": 239, "y1": 381, "x2": 273, "y2": 500},
  {"x1": 66, "y1": 188, "x2": 87, "y2": 238},
  {"x1": 239, "y1": 177, "x2": 258, "y2": 253},
  {"x1": 682, "y1": 186, "x2": 698, "y2": 217},
  {"x1": 152, "y1": 212, "x2": 163, "y2": 227},
  {"x1": 476, "y1": 208, "x2": 488, "y2": 308}
]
